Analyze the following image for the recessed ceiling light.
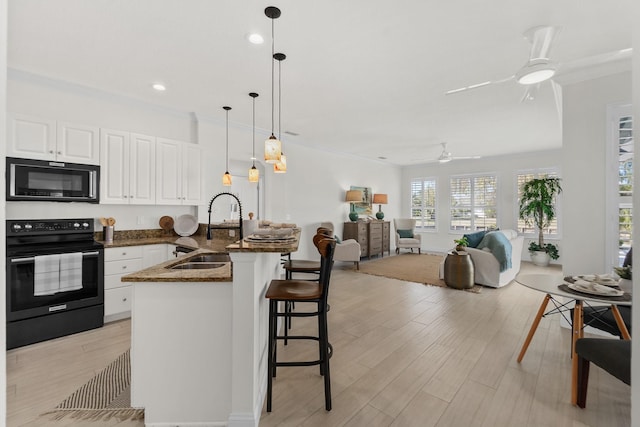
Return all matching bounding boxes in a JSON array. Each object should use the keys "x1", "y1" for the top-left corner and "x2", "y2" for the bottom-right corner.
[
  {"x1": 152, "y1": 83, "x2": 166, "y2": 91},
  {"x1": 247, "y1": 33, "x2": 264, "y2": 44}
]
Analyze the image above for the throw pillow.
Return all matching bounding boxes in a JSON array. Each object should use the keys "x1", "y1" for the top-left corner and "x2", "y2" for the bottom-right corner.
[
  {"x1": 334, "y1": 235, "x2": 342, "y2": 244},
  {"x1": 463, "y1": 230, "x2": 487, "y2": 248},
  {"x1": 397, "y1": 229, "x2": 414, "y2": 238}
]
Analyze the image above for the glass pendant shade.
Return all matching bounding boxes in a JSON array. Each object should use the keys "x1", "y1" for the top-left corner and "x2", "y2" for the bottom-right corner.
[
  {"x1": 274, "y1": 153, "x2": 287, "y2": 173},
  {"x1": 264, "y1": 135, "x2": 281, "y2": 163},
  {"x1": 222, "y1": 171, "x2": 232, "y2": 186},
  {"x1": 249, "y1": 166, "x2": 260, "y2": 182}
]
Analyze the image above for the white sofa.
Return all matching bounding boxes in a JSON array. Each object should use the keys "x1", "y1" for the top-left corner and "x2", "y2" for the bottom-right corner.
[{"x1": 440, "y1": 229, "x2": 524, "y2": 288}]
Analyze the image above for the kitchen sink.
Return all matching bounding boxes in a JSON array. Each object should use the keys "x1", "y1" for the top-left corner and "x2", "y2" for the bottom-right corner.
[
  {"x1": 186, "y1": 254, "x2": 230, "y2": 263},
  {"x1": 170, "y1": 262, "x2": 226, "y2": 270}
]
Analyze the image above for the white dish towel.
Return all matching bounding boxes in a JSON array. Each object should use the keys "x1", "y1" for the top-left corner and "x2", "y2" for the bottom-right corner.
[
  {"x1": 34, "y1": 254, "x2": 61, "y2": 296},
  {"x1": 59, "y1": 252, "x2": 83, "y2": 292}
]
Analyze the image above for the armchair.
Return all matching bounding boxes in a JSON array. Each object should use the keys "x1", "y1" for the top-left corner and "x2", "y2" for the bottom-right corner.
[
  {"x1": 393, "y1": 218, "x2": 421, "y2": 254},
  {"x1": 320, "y1": 222, "x2": 361, "y2": 270}
]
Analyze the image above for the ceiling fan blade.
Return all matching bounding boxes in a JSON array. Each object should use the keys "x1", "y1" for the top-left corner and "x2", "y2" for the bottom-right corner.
[
  {"x1": 557, "y1": 48, "x2": 632, "y2": 75},
  {"x1": 525, "y1": 26, "x2": 560, "y2": 60},
  {"x1": 445, "y1": 75, "x2": 514, "y2": 95}
]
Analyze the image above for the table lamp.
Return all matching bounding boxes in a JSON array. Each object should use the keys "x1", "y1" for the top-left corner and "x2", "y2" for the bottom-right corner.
[
  {"x1": 373, "y1": 194, "x2": 388, "y2": 219},
  {"x1": 345, "y1": 190, "x2": 363, "y2": 222}
]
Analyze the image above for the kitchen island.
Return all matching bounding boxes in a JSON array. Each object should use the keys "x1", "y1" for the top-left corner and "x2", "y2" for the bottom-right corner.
[{"x1": 122, "y1": 231, "x2": 300, "y2": 427}]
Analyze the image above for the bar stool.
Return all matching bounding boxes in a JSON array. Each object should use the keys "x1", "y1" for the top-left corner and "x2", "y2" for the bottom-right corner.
[{"x1": 265, "y1": 236, "x2": 336, "y2": 412}]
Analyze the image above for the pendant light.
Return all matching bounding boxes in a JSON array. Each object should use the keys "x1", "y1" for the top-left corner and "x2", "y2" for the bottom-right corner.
[
  {"x1": 264, "y1": 6, "x2": 282, "y2": 164},
  {"x1": 222, "y1": 106, "x2": 232, "y2": 186},
  {"x1": 273, "y1": 52, "x2": 287, "y2": 173},
  {"x1": 248, "y1": 92, "x2": 260, "y2": 183}
]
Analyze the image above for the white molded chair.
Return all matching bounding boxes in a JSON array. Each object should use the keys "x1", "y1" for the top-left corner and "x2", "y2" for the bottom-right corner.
[
  {"x1": 393, "y1": 218, "x2": 421, "y2": 254},
  {"x1": 320, "y1": 222, "x2": 361, "y2": 270}
]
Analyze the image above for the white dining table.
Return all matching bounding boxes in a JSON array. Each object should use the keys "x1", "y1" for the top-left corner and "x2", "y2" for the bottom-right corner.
[{"x1": 515, "y1": 273, "x2": 631, "y2": 406}]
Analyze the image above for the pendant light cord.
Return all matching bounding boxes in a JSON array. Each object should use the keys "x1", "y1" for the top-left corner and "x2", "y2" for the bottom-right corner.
[
  {"x1": 278, "y1": 57, "x2": 281, "y2": 140},
  {"x1": 252, "y1": 95, "x2": 256, "y2": 166},
  {"x1": 271, "y1": 17, "x2": 275, "y2": 136},
  {"x1": 225, "y1": 108, "x2": 229, "y2": 171}
]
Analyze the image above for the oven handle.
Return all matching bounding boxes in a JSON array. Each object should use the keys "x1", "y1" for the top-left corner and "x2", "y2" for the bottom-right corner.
[{"x1": 10, "y1": 251, "x2": 101, "y2": 264}]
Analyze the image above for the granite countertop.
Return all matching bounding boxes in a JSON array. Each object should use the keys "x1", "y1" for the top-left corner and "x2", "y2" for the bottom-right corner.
[
  {"x1": 121, "y1": 248, "x2": 232, "y2": 283},
  {"x1": 113, "y1": 225, "x2": 300, "y2": 283}
]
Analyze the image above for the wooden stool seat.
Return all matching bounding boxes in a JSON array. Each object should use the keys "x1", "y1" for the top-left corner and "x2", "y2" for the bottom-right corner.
[{"x1": 266, "y1": 280, "x2": 322, "y2": 300}]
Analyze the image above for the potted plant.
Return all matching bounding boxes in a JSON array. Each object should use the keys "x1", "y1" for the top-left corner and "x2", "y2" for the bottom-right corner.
[
  {"x1": 518, "y1": 177, "x2": 562, "y2": 266},
  {"x1": 454, "y1": 236, "x2": 469, "y2": 252}
]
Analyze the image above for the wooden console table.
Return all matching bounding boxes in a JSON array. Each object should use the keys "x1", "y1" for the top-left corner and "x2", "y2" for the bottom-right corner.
[{"x1": 343, "y1": 221, "x2": 390, "y2": 258}]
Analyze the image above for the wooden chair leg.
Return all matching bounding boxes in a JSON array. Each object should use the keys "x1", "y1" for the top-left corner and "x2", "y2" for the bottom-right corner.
[
  {"x1": 577, "y1": 356, "x2": 590, "y2": 408},
  {"x1": 266, "y1": 300, "x2": 276, "y2": 412}
]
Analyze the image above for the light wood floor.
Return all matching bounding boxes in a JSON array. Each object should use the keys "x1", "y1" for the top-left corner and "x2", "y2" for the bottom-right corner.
[{"x1": 6, "y1": 261, "x2": 630, "y2": 427}]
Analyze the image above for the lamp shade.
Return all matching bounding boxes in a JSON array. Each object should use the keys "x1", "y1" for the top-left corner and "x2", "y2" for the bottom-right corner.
[
  {"x1": 345, "y1": 190, "x2": 363, "y2": 203},
  {"x1": 248, "y1": 166, "x2": 259, "y2": 182},
  {"x1": 373, "y1": 194, "x2": 388, "y2": 204},
  {"x1": 274, "y1": 153, "x2": 287, "y2": 173},
  {"x1": 222, "y1": 171, "x2": 232, "y2": 186},
  {"x1": 264, "y1": 135, "x2": 281, "y2": 163}
]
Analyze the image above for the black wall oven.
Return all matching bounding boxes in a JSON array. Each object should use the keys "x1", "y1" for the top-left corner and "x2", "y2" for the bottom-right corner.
[{"x1": 6, "y1": 219, "x2": 104, "y2": 349}]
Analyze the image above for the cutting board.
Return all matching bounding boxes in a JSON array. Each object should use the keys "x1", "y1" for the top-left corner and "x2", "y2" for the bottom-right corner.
[{"x1": 159, "y1": 216, "x2": 174, "y2": 233}]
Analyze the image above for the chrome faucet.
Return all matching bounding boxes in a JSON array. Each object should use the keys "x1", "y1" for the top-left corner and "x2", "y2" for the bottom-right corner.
[{"x1": 207, "y1": 191, "x2": 243, "y2": 241}]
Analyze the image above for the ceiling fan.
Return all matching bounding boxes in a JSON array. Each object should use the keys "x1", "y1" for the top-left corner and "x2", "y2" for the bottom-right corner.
[
  {"x1": 427, "y1": 142, "x2": 481, "y2": 164},
  {"x1": 445, "y1": 25, "x2": 561, "y2": 102}
]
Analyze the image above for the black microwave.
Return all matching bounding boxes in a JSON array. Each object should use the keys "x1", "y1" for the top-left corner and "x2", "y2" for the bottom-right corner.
[{"x1": 6, "y1": 157, "x2": 100, "y2": 203}]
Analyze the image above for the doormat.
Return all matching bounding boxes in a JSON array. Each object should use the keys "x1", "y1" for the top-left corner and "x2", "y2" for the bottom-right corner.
[{"x1": 40, "y1": 349, "x2": 145, "y2": 422}]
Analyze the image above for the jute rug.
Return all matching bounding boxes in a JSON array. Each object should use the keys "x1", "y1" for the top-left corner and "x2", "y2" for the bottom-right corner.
[
  {"x1": 40, "y1": 349, "x2": 145, "y2": 423},
  {"x1": 358, "y1": 253, "x2": 481, "y2": 293}
]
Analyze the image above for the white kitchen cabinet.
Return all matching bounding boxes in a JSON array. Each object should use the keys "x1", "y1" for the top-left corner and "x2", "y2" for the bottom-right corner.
[
  {"x1": 7, "y1": 113, "x2": 100, "y2": 165},
  {"x1": 156, "y1": 138, "x2": 202, "y2": 205},
  {"x1": 100, "y1": 129, "x2": 156, "y2": 204},
  {"x1": 104, "y1": 246, "x2": 144, "y2": 322},
  {"x1": 104, "y1": 245, "x2": 170, "y2": 322},
  {"x1": 142, "y1": 244, "x2": 170, "y2": 268}
]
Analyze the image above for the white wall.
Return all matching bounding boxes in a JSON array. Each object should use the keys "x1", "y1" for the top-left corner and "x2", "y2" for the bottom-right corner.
[
  {"x1": 402, "y1": 149, "x2": 562, "y2": 258},
  {"x1": 561, "y1": 71, "x2": 632, "y2": 275}
]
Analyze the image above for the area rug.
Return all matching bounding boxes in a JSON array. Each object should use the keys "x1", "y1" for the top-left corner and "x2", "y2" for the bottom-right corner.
[
  {"x1": 40, "y1": 349, "x2": 145, "y2": 422},
  {"x1": 358, "y1": 253, "x2": 481, "y2": 293}
]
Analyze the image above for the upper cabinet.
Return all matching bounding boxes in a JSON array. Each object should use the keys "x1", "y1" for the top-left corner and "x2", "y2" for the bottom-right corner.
[
  {"x1": 8, "y1": 113, "x2": 100, "y2": 165},
  {"x1": 100, "y1": 129, "x2": 156, "y2": 205},
  {"x1": 156, "y1": 138, "x2": 202, "y2": 205}
]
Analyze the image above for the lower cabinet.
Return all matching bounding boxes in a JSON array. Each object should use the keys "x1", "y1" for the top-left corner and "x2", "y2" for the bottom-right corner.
[{"x1": 104, "y1": 244, "x2": 170, "y2": 322}]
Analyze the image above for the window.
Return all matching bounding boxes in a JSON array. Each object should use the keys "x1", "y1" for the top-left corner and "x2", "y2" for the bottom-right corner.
[
  {"x1": 450, "y1": 175, "x2": 497, "y2": 231},
  {"x1": 515, "y1": 169, "x2": 560, "y2": 236},
  {"x1": 617, "y1": 114, "x2": 633, "y2": 265},
  {"x1": 410, "y1": 178, "x2": 436, "y2": 229}
]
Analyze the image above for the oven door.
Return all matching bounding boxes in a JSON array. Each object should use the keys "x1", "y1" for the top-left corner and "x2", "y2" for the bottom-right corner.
[{"x1": 6, "y1": 246, "x2": 104, "y2": 322}]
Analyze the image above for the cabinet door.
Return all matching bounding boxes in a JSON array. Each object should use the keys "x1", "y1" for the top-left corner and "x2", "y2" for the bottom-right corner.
[
  {"x1": 7, "y1": 113, "x2": 56, "y2": 160},
  {"x1": 100, "y1": 129, "x2": 130, "y2": 204},
  {"x1": 56, "y1": 122, "x2": 100, "y2": 165},
  {"x1": 182, "y1": 143, "x2": 202, "y2": 205},
  {"x1": 142, "y1": 244, "x2": 169, "y2": 268},
  {"x1": 129, "y1": 133, "x2": 156, "y2": 205},
  {"x1": 156, "y1": 138, "x2": 183, "y2": 205}
]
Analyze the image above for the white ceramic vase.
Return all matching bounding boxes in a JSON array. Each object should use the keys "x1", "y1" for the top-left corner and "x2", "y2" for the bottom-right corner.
[
  {"x1": 618, "y1": 278, "x2": 633, "y2": 295},
  {"x1": 530, "y1": 251, "x2": 551, "y2": 267}
]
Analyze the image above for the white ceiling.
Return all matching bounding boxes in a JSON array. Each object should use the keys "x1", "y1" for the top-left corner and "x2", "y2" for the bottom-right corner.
[{"x1": 7, "y1": 0, "x2": 633, "y2": 166}]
